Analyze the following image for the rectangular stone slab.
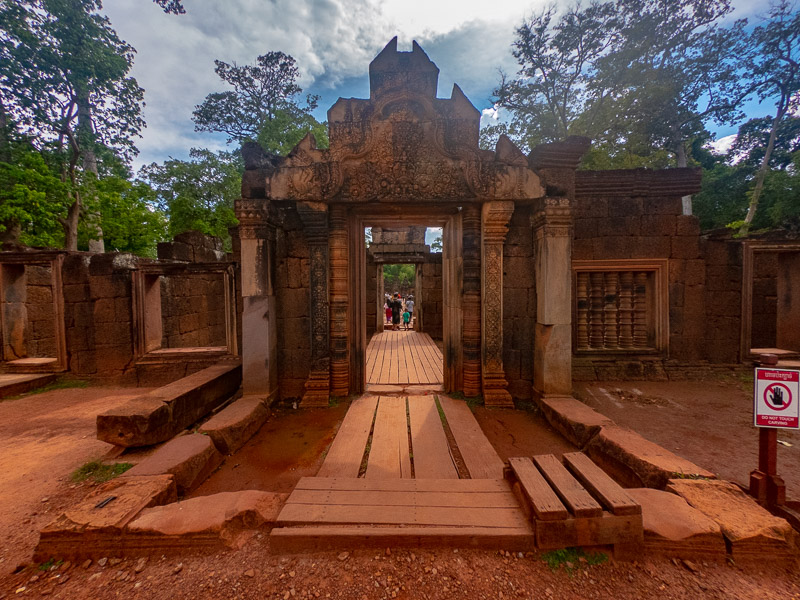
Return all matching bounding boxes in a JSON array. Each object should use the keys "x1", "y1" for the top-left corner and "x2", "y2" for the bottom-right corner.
[
  {"x1": 199, "y1": 394, "x2": 270, "y2": 455},
  {"x1": 97, "y1": 362, "x2": 241, "y2": 447}
]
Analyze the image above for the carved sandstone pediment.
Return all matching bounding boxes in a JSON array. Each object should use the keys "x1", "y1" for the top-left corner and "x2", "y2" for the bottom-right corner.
[{"x1": 264, "y1": 39, "x2": 543, "y2": 204}]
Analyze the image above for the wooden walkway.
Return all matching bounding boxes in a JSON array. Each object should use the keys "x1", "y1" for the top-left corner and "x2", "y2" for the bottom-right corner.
[
  {"x1": 272, "y1": 394, "x2": 642, "y2": 554},
  {"x1": 365, "y1": 331, "x2": 443, "y2": 385}
]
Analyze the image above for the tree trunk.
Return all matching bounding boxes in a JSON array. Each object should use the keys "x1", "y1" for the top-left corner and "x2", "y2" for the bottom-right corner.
[
  {"x1": 676, "y1": 142, "x2": 692, "y2": 216},
  {"x1": 740, "y1": 105, "x2": 786, "y2": 235},
  {"x1": 77, "y1": 91, "x2": 104, "y2": 253},
  {"x1": 64, "y1": 193, "x2": 81, "y2": 251}
]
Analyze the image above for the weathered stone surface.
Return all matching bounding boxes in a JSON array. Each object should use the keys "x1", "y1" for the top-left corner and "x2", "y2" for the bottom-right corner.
[
  {"x1": 585, "y1": 424, "x2": 715, "y2": 489},
  {"x1": 666, "y1": 479, "x2": 798, "y2": 560},
  {"x1": 199, "y1": 395, "x2": 270, "y2": 455},
  {"x1": 96, "y1": 362, "x2": 241, "y2": 447},
  {"x1": 627, "y1": 488, "x2": 725, "y2": 558},
  {"x1": 127, "y1": 490, "x2": 286, "y2": 544},
  {"x1": 34, "y1": 475, "x2": 176, "y2": 560},
  {"x1": 124, "y1": 434, "x2": 223, "y2": 494},
  {"x1": 0, "y1": 373, "x2": 56, "y2": 399},
  {"x1": 536, "y1": 395, "x2": 613, "y2": 447}
]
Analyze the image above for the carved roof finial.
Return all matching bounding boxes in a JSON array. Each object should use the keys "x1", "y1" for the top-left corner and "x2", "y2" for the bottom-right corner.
[{"x1": 369, "y1": 38, "x2": 440, "y2": 99}]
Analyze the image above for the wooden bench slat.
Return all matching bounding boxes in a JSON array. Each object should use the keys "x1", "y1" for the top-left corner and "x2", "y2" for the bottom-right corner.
[
  {"x1": 562, "y1": 452, "x2": 641, "y2": 516},
  {"x1": 508, "y1": 457, "x2": 568, "y2": 521},
  {"x1": 533, "y1": 454, "x2": 603, "y2": 518}
]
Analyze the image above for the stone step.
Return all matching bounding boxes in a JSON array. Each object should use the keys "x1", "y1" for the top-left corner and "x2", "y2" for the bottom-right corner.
[{"x1": 0, "y1": 373, "x2": 56, "y2": 399}]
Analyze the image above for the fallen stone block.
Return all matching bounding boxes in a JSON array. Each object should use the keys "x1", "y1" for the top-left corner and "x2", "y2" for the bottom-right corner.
[
  {"x1": 127, "y1": 490, "x2": 287, "y2": 546},
  {"x1": 584, "y1": 424, "x2": 715, "y2": 489},
  {"x1": 199, "y1": 395, "x2": 270, "y2": 455},
  {"x1": 97, "y1": 362, "x2": 241, "y2": 447},
  {"x1": 627, "y1": 488, "x2": 726, "y2": 558},
  {"x1": 536, "y1": 395, "x2": 613, "y2": 447},
  {"x1": 35, "y1": 475, "x2": 176, "y2": 561},
  {"x1": 0, "y1": 373, "x2": 57, "y2": 399},
  {"x1": 666, "y1": 479, "x2": 798, "y2": 561},
  {"x1": 124, "y1": 434, "x2": 223, "y2": 495}
]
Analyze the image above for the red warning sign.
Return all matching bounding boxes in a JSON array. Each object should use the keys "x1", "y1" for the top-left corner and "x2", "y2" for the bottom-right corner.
[{"x1": 754, "y1": 368, "x2": 800, "y2": 429}]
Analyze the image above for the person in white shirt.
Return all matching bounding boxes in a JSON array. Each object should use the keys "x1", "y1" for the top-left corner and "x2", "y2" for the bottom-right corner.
[{"x1": 405, "y1": 296, "x2": 415, "y2": 329}]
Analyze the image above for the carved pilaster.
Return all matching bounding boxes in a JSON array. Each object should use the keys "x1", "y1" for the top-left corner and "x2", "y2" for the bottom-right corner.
[
  {"x1": 531, "y1": 195, "x2": 574, "y2": 400},
  {"x1": 481, "y1": 200, "x2": 515, "y2": 407},
  {"x1": 329, "y1": 205, "x2": 350, "y2": 397},
  {"x1": 235, "y1": 198, "x2": 274, "y2": 240},
  {"x1": 462, "y1": 204, "x2": 482, "y2": 397},
  {"x1": 297, "y1": 202, "x2": 330, "y2": 406}
]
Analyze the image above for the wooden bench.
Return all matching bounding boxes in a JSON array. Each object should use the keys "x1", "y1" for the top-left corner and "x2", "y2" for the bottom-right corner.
[{"x1": 505, "y1": 452, "x2": 643, "y2": 557}]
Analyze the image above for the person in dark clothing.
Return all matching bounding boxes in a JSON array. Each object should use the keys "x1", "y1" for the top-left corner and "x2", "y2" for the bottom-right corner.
[{"x1": 390, "y1": 293, "x2": 402, "y2": 330}]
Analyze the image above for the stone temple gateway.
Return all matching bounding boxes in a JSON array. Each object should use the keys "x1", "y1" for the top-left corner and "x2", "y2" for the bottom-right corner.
[{"x1": 235, "y1": 38, "x2": 591, "y2": 408}]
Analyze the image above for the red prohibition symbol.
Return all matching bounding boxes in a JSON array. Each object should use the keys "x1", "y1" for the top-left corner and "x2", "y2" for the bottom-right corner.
[{"x1": 764, "y1": 382, "x2": 793, "y2": 411}]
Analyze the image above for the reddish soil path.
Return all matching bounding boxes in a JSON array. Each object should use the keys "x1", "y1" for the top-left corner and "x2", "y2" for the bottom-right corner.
[{"x1": 0, "y1": 385, "x2": 151, "y2": 577}]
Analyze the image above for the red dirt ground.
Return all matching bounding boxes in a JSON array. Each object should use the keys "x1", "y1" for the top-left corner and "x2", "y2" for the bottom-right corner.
[
  {"x1": 1, "y1": 382, "x2": 800, "y2": 599},
  {"x1": 574, "y1": 377, "x2": 800, "y2": 499}
]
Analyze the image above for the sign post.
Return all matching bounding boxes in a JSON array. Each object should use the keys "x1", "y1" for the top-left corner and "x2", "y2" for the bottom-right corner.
[{"x1": 750, "y1": 355, "x2": 799, "y2": 507}]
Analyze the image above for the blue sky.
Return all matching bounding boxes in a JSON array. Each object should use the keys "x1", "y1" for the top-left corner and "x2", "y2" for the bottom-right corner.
[{"x1": 102, "y1": 0, "x2": 769, "y2": 170}]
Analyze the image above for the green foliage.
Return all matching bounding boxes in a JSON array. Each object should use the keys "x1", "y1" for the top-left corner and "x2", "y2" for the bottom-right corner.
[
  {"x1": 141, "y1": 148, "x2": 241, "y2": 249},
  {"x1": 193, "y1": 51, "x2": 320, "y2": 147},
  {"x1": 430, "y1": 235, "x2": 443, "y2": 252},
  {"x1": 382, "y1": 264, "x2": 416, "y2": 293},
  {"x1": 541, "y1": 547, "x2": 608, "y2": 574},
  {"x1": 38, "y1": 558, "x2": 62, "y2": 571},
  {"x1": 0, "y1": 142, "x2": 69, "y2": 247},
  {"x1": 89, "y1": 177, "x2": 168, "y2": 257},
  {"x1": 70, "y1": 459, "x2": 133, "y2": 483},
  {"x1": 256, "y1": 107, "x2": 329, "y2": 156}
]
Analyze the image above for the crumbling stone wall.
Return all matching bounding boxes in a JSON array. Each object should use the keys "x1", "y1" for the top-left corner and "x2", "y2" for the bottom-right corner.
[
  {"x1": 750, "y1": 251, "x2": 778, "y2": 348},
  {"x1": 701, "y1": 236, "x2": 743, "y2": 364},
  {"x1": 421, "y1": 255, "x2": 442, "y2": 340},
  {"x1": 1, "y1": 264, "x2": 26, "y2": 359},
  {"x1": 274, "y1": 211, "x2": 311, "y2": 400},
  {"x1": 160, "y1": 273, "x2": 227, "y2": 348},
  {"x1": 572, "y1": 169, "x2": 707, "y2": 377},
  {"x1": 503, "y1": 205, "x2": 536, "y2": 400}
]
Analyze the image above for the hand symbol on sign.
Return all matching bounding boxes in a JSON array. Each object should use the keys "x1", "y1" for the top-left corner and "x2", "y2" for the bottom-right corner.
[{"x1": 770, "y1": 387, "x2": 785, "y2": 406}]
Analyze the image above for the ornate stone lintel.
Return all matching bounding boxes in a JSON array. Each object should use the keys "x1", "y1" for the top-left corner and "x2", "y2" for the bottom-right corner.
[
  {"x1": 297, "y1": 202, "x2": 331, "y2": 406},
  {"x1": 481, "y1": 200, "x2": 515, "y2": 408}
]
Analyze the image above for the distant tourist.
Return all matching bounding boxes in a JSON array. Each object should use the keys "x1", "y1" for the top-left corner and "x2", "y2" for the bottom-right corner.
[
  {"x1": 402, "y1": 307, "x2": 411, "y2": 330},
  {"x1": 390, "y1": 293, "x2": 402, "y2": 330},
  {"x1": 405, "y1": 296, "x2": 415, "y2": 328},
  {"x1": 384, "y1": 301, "x2": 391, "y2": 324}
]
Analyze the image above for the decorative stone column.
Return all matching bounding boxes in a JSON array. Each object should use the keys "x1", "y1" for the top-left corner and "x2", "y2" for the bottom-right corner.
[
  {"x1": 236, "y1": 199, "x2": 278, "y2": 399},
  {"x1": 297, "y1": 202, "x2": 330, "y2": 406},
  {"x1": 461, "y1": 204, "x2": 482, "y2": 397},
  {"x1": 531, "y1": 196, "x2": 573, "y2": 398},
  {"x1": 328, "y1": 205, "x2": 350, "y2": 397},
  {"x1": 481, "y1": 201, "x2": 515, "y2": 407}
]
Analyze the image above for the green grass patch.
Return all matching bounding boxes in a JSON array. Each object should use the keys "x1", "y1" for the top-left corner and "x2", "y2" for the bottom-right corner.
[
  {"x1": 3, "y1": 378, "x2": 89, "y2": 401},
  {"x1": 465, "y1": 395, "x2": 484, "y2": 409},
  {"x1": 71, "y1": 460, "x2": 133, "y2": 484},
  {"x1": 541, "y1": 548, "x2": 608, "y2": 574},
  {"x1": 38, "y1": 558, "x2": 62, "y2": 571}
]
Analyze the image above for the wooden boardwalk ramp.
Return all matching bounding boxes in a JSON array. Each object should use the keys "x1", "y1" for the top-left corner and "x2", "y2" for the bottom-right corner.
[
  {"x1": 271, "y1": 396, "x2": 642, "y2": 555},
  {"x1": 365, "y1": 331, "x2": 443, "y2": 385},
  {"x1": 271, "y1": 394, "x2": 530, "y2": 552}
]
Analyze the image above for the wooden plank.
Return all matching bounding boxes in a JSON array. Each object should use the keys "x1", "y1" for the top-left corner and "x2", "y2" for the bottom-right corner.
[
  {"x1": 403, "y1": 334, "x2": 421, "y2": 384},
  {"x1": 317, "y1": 395, "x2": 378, "y2": 478},
  {"x1": 437, "y1": 395, "x2": 504, "y2": 479},
  {"x1": 562, "y1": 452, "x2": 641, "y2": 516},
  {"x1": 270, "y1": 525, "x2": 535, "y2": 554},
  {"x1": 295, "y1": 477, "x2": 510, "y2": 493},
  {"x1": 407, "y1": 334, "x2": 432, "y2": 384},
  {"x1": 533, "y1": 454, "x2": 603, "y2": 518},
  {"x1": 408, "y1": 395, "x2": 458, "y2": 479},
  {"x1": 414, "y1": 334, "x2": 439, "y2": 383},
  {"x1": 508, "y1": 457, "x2": 568, "y2": 521},
  {"x1": 366, "y1": 396, "x2": 412, "y2": 479},
  {"x1": 536, "y1": 513, "x2": 643, "y2": 550},
  {"x1": 276, "y1": 503, "x2": 529, "y2": 528},
  {"x1": 286, "y1": 489, "x2": 519, "y2": 508}
]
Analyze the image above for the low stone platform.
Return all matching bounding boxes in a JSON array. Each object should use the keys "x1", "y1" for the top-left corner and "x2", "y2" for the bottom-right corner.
[
  {"x1": 96, "y1": 361, "x2": 241, "y2": 447},
  {"x1": 124, "y1": 434, "x2": 224, "y2": 495},
  {"x1": 535, "y1": 395, "x2": 714, "y2": 489},
  {"x1": 628, "y1": 488, "x2": 726, "y2": 559},
  {"x1": 199, "y1": 394, "x2": 270, "y2": 455},
  {"x1": 0, "y1": 373, "x2": 56, "y2": 399},
  {"x1": 666, "y1": 479, "x2": 798, "y2": 562},
  {"x1": 35, "y1": 475, "x2": 176, "y2": 561}
]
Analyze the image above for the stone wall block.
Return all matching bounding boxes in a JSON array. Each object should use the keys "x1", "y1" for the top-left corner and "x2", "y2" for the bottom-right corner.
[
  {"x1": 608, "y1": 197, "x2": 643, "y2": 217},
  {"x1": 675, "y1": 215, "x2": 701, "y2": 236},
  {"x1": 671, "y1": 236, "x2": 701, "y2": 260},
  {"x1": 643, "y1": 196, "x2": 682, "y2": 215},
  {"x1": 641, "y1": 214, "x2": 676, "y2": 236}
]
